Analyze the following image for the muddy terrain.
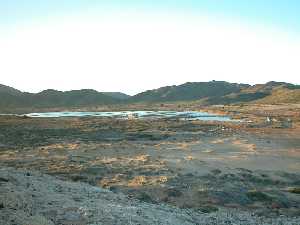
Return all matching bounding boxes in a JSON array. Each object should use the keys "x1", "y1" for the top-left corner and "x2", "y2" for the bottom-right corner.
[{"x1": 0, "y1": 104, "x2": 300, "y2": 224}]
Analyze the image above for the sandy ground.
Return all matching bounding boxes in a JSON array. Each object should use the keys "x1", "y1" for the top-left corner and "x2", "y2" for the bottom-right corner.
[
  {"x1": 0, "y1": 104, "x2": 300, "y2": 222},
  {"x1": 1, "y1": 167, "x2": 299, "y2": 225}
]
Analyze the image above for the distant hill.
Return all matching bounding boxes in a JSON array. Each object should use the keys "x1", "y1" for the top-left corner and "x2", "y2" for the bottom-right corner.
[
  {"x1": 32, "y1": 89, "x2": 120, "y2": 107},
  {"x1": 129, "y1": 81, "x2": 250, "y2": 103},
  {"x1": 253, "y1": 87, "x2": 300, "y2": 104},
  {"x1": 202, "y1": 81, "x2": 296, "y2": 105},
  {"x1": 0, "y1": 84, "x2": 22, "y2": 96},
  {"x1": 0, "y1": 86, "x2": 123, "y2": 109},
  {"x1": 129, "y1": 81, "x2": 300, "y2": 105},
  {"x1": 0, "y1": 81, "x2": 299, "y2": 111},
  {"x1": 101, "y1": 92, "x2": 131, "y2": 100}
]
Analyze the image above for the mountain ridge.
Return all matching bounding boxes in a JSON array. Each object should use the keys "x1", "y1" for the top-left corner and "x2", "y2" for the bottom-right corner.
[
  {"x1": 0, "y1": 86, "x2": 125, "y2": 108},
  {"x1": 0, "y1": 81, "x2": 299, "y2": 110}
]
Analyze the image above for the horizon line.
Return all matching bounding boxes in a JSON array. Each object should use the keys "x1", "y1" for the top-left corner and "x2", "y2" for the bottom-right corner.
[{"x1": 2, "y1": 80, "x2": 299, "y2": 96}]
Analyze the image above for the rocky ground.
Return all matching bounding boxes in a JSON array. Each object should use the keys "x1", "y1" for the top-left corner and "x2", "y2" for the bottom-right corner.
[
  {"x1": 1, "y1": 167, "x2": 300, "y2": 225},
  {"x1": 0, "y1": 104, "x2": 300, "y2": 224}
]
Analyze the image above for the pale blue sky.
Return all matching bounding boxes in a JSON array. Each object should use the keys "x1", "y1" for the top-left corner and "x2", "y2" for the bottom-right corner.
[
  {"x1": 1, "y1": 0, "x2": 300, "y2": 32},
  {"x1": 0, "y1": 1, "x2": 300, "y2": 94}
]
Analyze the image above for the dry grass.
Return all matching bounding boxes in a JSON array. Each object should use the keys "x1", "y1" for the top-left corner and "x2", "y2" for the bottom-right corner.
[{"x1": 255, "y1": 88, "x2": 300, "y2": 104}]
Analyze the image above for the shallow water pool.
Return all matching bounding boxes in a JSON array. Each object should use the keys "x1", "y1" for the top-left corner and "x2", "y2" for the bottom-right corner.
[{"x1": 24, "y1": 111, "x2": 234, "y2": 122}]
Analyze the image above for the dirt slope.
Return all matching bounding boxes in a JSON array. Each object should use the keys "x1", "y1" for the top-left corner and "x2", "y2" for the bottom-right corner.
[{"x1": 1, "y1": 167, "x2": 299, "y2": 225}]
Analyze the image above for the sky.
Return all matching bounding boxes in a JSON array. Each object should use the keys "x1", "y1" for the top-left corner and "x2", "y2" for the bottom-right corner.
[{"x1": 0, "y1": 1, "x2": 300, "y2": 95}]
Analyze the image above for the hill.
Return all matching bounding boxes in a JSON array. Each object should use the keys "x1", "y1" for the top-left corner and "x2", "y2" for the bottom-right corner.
[
  {"x1": 225, "y1": 81, "x2": 300, "y2": 104},
  {"x1": 129, "y1": 81, "x2": 249, "y2": 103},
  {"x1": 101, "y1": 92, "x2": 131, "y2": 100},
  {"x1": 0, "y1": 87, "x2": 122, "y2": 109},
  {"x1": 201, "y1": 81, "x2": 297, "y2": 105},
  {"x1": 1, "y1": 81, "x2": 300, "y2": 110},
  {"x1": 32, "y1": 89, "x2": 121, "y2": 107},
  {"x1": 129, "y1": 81, "x2": 300, "y2": 105},
  {"x1": 254, "y1": 87, "x2": 300, "y2": 104},
  {"x1": 0, "y1": 84, "x2": 23, "y2": 96}
]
